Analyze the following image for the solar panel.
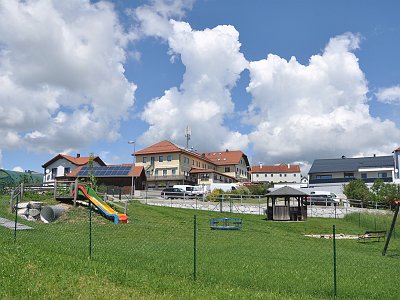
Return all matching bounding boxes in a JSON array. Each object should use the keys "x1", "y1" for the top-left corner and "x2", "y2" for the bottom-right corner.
[{"x1": 76, "y1": 165, "x2": 132, "y2": 177}]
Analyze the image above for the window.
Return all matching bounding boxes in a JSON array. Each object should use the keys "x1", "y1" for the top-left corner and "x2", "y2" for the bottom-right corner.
[
  {"x1": 378, "y1": 172, "x2": 387, "y2": 178},
  {"x1": 294, "y1": 174, "x2": 297, "y2": 177},
  {"x1": 271, "y1": 174, "x2": 273, "y2": 177},
  {"x1": 192, "y1": 160, "x2": 195, "y2": 165},
  {"x1": 155, "y1": 170, "x2": 159, "y2": 176},
  {"x1": 344, "y1": 172, "x2": 354, "y2": 178},
  {"x1": 159, "y1": 156, "x2": 163, "y2": 162},
  {"x1": 51, "y1": 168, "x2": 57, "y2": 179},
  {"x1": 167, "y1": 155, "x2": 172, "y2": 161},
  {"x1": 256, "y1": 174, "x2": 259, "y2": 177},
  {"x1": 143, "y1": 157, "x2": 147, "y2": 163},
  {"x1": 225, "y1": 167, "x2": 230, "y2": 172},
  {"x1": 361, "y1": 173, "x2": 367, "y2": 179},
  {"x1": 280, "y1": 174, "x2": 282, "y2": 177},
  {"x1": 315, "y1": 175, "x2": 332, "y2": 179},
  {"x1": 151, "y1": 156, "x2": 155, "y2": 163},
  {"x1": 146, "y1": 171, "x2": 150, "y2": 175},
  {"x1": 163, "y1": 170, "x2": 167, "y2": 176},
  {"x1": 284, "y1": 174, "x2": 287, "y2": 177},
  {"x1": 64, "y1": 167, "x2": 70, "y2": 176},
  {"x1": 172, "y1": 169, "x2": 176, "y2": 175}
]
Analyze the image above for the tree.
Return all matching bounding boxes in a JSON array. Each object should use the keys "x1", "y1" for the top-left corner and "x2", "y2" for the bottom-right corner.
[
  {"x1": 343, "y1": 179, "x2": 370, "y2": 202},
  {"x1": 370, "y1": 179, "x2": 387, "y2": 203},
  {"x1": 247, "y1": 183, "x2": 271, "y2": 195},
  {"x1": 370, "y1": 179, "x2": 400, "y2": 204}
]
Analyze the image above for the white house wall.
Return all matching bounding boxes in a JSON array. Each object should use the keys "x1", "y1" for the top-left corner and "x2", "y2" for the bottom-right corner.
[{"x1": 251, "y1": 172, "x2": 301, "y2": 183}]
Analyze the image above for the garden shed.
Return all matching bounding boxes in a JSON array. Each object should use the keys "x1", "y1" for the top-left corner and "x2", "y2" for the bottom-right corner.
[{"x1": 266, "y1": 186, "x2": 308, "y2": 221}]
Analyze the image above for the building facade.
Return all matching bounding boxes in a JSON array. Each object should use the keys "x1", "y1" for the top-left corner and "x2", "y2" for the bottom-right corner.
[
  {"x1": 134, "y1": 140, "x2": 251, "y2": 189},
  {"x1": 250, "y1": 164, "x2": 301, "y2": 184},
  {"x1": 308, "y1": 155, "x2": 395, "y2": 188},
  {"x1": 42, "y1": 154, "x2": 106, "y2": 185}
]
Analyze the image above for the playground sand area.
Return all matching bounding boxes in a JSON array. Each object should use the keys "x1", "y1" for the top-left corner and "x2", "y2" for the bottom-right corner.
[{"x1": 304, "y1": 233, "x2": 359, "y2": 239}]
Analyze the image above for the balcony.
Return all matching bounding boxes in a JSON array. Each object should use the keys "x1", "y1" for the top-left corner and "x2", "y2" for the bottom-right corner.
[
  {"x1": 146, "y1": 175, "x2": 197, "y2": 183},
  {"x1": 309, "y1": 177, "x2": 393, "y2": 185}
]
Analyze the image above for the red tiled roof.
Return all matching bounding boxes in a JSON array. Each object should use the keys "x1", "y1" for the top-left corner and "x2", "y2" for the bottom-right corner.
[
  {"x1": 42, "y1": 154, "x2": 106, "y2": 168},
  {"x1": 251, "y1": 164, "x2": 301, "y2": 173},
  {"x1": 135, "y1": 140, "x2": 182, "y2": 155},
  {"x1": 200, "y1": 150, "x2": 249, "y2": 166},
  {"x1": 135, "y1": 140, "x2": 250, "y2": 167}
]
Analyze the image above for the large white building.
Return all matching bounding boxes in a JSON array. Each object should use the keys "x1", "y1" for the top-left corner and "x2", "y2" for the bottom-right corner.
[{"x1": 250, "y1": 164, "x2": 301, "y2": 184}]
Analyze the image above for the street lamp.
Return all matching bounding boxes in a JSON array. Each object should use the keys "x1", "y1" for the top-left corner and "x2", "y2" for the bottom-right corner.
[{"x1": 128, "y1": 141, "x2": 136, "y2": 200}]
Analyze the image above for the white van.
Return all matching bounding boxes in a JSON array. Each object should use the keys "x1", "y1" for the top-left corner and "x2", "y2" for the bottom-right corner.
[
  {"x1": 309, "y1": 191, "x2": 340, "y2": 203},
  {"x1": 173, "y1": 185, "x2": 203, "y2": 196}
]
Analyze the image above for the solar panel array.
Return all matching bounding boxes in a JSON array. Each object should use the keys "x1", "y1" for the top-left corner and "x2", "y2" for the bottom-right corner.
[{"x1": 77, "y1": 166, "x2": 132, "y2": 177}]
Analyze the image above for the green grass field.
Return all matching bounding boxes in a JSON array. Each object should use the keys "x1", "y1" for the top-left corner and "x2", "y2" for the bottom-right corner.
[{"x1": 1, "y1": 194, "x2": 400, "y2": 299}]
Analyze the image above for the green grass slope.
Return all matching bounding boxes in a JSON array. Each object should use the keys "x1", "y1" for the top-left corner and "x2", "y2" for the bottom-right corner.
[{"x1": 1, "y1": 195, "x2": 400, "y2": 299}]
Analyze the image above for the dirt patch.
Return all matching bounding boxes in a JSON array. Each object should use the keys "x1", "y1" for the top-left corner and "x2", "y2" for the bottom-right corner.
[{"x1": 305, "y1": 234, "x2": 359, "y2": 240}]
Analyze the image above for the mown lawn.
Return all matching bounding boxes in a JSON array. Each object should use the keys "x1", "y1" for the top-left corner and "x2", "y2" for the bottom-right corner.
[{"x1": 1, "y1": 194, "x2": 400, "y2": 299}]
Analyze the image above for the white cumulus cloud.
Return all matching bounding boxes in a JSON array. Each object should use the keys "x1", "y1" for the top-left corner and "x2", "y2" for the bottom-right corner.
[
  {"x1": 12, "y1": 166, "x2": 24, "y2": 172},
  {"x1": 139, "y1": 18, "x2": 249, "y2": 151},
  {"x1": 376, "y1": 85, "x2": 400, "y2": 104},
  {"x1": 246, "y1": 33, "x2": 400, "y2": 165},
  {"x1": 0, "y1": 0, "x2": 136, "y2": 154}
]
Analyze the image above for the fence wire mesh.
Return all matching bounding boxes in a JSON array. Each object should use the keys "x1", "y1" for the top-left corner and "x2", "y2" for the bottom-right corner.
[{"x1": 2, "y1": 189, "x2": 400, "y2": 299}]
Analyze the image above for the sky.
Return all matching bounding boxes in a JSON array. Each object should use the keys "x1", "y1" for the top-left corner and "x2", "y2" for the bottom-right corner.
[{"x1": 1, "y1": 0, "x2": 400, "y2": 175}]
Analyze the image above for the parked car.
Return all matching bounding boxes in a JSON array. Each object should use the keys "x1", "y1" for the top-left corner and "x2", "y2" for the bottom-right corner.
[
  {"x1": 161, "y1": 188, "x2": 189, "y2": 199},
  {"x1": 173, "y1": 185, "x2": 204, "y2": 197}
]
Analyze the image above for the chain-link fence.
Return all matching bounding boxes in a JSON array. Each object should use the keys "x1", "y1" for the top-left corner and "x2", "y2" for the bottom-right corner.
[{"x1": 2, "y1": 189, "x2": 400, "y2": 299}]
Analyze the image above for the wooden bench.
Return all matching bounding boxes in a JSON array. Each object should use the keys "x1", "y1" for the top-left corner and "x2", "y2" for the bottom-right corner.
[{"x1": 358, "y1": 230, "x2": 386, "y2": 242}]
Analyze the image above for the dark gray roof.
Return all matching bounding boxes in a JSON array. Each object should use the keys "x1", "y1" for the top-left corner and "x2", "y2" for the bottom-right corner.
[
  {"x1": 309, "y1": 156, "x2": 394, "y2": 174},
  {"x1": 268, "y1": 186, "x2": 308, "y2": 196}
]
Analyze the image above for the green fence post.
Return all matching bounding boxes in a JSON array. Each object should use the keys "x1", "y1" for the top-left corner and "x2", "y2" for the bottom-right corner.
[
  {"x1": 13, "y1": 193, "x2": 19, "y2": 243},
  {"x1": 193, "y1": 214, "x2": 197, "y2": 281},
  {"x1": 89, "y1": 202, "x2": 93, "y2": 259},
  {"x1": 333, "y1": 224, "x2": 337, "y2": 299}
]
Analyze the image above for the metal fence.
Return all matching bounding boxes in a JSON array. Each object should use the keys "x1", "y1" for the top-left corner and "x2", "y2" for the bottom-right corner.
[{"x1": 2, "y1": 189, "x2": 400, "y2": 299}]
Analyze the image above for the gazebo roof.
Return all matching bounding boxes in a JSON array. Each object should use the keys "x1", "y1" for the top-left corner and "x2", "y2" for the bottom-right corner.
[{"x1": 267, "y1": 186, "x2": 308, "y2": 197}]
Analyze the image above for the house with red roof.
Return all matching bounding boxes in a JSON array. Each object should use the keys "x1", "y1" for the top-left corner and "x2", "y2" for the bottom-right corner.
[
  {"x1": 134, "y1": 140, "x2": 250, "y2": 188},
  {"x1": 42, "y1": 154, "x2": 106, "y2": 185},
  {"x1": 250, "y1": 164, "x2": 301, "y2": 184}
]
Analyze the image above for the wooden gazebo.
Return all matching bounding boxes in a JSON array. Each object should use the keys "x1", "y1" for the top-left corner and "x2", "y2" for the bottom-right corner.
[{"x1": 266, "y1": 186, "x2": 308, "y2": 221}]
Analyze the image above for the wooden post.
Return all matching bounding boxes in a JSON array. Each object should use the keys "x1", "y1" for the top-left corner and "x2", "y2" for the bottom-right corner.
[
  {"x1": 53, "y1": 179, "x2": 57, "y2": 199},
  {"x1": 20, "y1": 182, "x2": 24, "y2": 201},
  {"x1": 10, "y1": 190, "x2": 14, "y2": 212},
  {"x1": 73, "y1": 179, "x2": 78, "y2": 207}
]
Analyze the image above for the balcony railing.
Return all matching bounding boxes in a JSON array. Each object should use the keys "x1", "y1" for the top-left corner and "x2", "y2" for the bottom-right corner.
[
  {"x1": 309, "y1": 177, "x2": 393, "y2": 184},
  {"x1": 146, "y1": 175, "x2": 197, "y2": 182}
]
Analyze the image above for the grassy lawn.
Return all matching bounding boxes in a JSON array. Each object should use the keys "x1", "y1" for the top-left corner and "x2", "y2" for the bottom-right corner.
[{"x1": 1, "y1": 193, "x2": 400, "y2": 299}]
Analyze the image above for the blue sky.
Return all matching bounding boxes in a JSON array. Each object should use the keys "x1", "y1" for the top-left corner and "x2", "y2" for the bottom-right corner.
[{"x1": 1, "y1": 0, "x2": 400, "y2": 174}]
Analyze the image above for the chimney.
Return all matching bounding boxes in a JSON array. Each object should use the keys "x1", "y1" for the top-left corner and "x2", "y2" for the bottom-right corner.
[
  {"x1": 373, "y1": 154, "x2": 376, "y2": 157},
  {"x1": 259, "y1": 163, "x2": 263, "y2": 168},
  {"x1": 287, "y1": 163, "x2": 290, "y2": 168},
  {"x1": 226, "y1": 149, "x2": 229, "y2": 152},
  {"x1": 76, "y1": 153, "x2": 81, "y2": 158},
  {"x1": 341, "y1": 155, "x2": 346, "y2": 159}
]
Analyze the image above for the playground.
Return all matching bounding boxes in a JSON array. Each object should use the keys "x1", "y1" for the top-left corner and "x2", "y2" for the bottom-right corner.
[{"x1": 2, "y1": 188, "x2": 400, "y2": 299}]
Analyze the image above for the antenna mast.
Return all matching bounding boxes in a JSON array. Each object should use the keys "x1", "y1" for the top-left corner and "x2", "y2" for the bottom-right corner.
[{"x1": 185, "y1": 125, "x2": 191, "y2": 149}]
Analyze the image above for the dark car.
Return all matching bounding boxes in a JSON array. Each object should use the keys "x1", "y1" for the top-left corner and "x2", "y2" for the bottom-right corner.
[{"x1": 161, "y1": 188, "x2": 188, "y2": 199}]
